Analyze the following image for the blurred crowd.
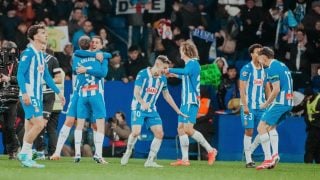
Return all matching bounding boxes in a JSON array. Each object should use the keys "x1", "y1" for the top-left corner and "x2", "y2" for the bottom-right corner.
[{"x1": 0, "y1": 0, "x2": 319, "y2": 108}]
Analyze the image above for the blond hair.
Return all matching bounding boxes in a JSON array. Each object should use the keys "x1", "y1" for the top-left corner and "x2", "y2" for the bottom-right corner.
[{"x1": 180, "y1": 40, "x2": 199, "y2": 59}]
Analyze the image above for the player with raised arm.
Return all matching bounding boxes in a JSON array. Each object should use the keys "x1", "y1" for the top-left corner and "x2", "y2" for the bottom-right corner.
[
  {"x1": 121, "y1": 55, "x2": 187, "y2": 168},
  {"x1": 255, "y1": 47, "x2": 293, "y2": 170},
  {"x1": 168, "y1": 40, "x2": 217, "y2": 166},
  {"x1": 50, "y1": 36, "x2": 110, "y2": 161},
  {"x1": 74, "y1": 36, "x2": 109, "y2": 164}
]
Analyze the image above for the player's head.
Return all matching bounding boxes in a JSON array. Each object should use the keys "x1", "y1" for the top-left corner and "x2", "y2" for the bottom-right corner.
[
  {"x1": 258, "y1": 47, "x2": 274, "y2": 67},
  {"x1": 153, "y1": 55, "x2": 171, "y2": 76},
  {"x1": 179, "y1": 40, "x2": 199, "y2": 61},
  {"x1": 248, "y1": 43, "x2": 262, "y2": 61},
  {"x1": 91, "y1": 36, "x2": 103, "y2": 51},
  {"x1": 78, "y1": 35, "x2": 91, "y2": 50},
  {"x1": 27, "y1": 24, "x2": 47, "y2": 45}
]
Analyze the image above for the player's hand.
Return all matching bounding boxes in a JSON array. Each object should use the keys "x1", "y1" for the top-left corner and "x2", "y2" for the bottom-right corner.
[
  {"x1": 259, "y1": 103, "x2": 268, "y2": 109},
  {"x1": 243, "y1": 106, "x2": 250, "y2": 114},
  {"x1": 0, "y1": 74, "x2": 10, "y2": 82},
  {"x1": 22, "y1": 93, "x2": 31, "y2": 105},
  {"x1": 76, "y1": 66, "x2": 87, "y2": 74},
  {"x1": 96, "y1": 53, "x2": 104, "y2": 62},
  {"x1": 178, "y1": 111, "x2": 189, "y2": 118},
  {"x1": 58, "y1": 93, "x2": 66, "y2": 106},
  {"x1": 141, "y1": 102, "x2": 150, "y2": 111}
]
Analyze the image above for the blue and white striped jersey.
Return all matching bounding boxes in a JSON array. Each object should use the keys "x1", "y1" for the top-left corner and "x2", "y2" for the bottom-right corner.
[
  {"x1": 169, "y1": 59, "x2": 200, "y2": 106},
  {"x1": 131, "y1": 68, "x2": 168, "y2": 112},
  {"x1": 17, "y1": 44, "x2": 60, "y2": 100},
  {"x1": 239, "y1": 61, "x2": 266, "y2": 109},
  {"x1": 266, "y1": 59, "x2": 294, "y2": 106},
  {"x1": 74, "y1": 50, "x2": 108, "y2": 97}
]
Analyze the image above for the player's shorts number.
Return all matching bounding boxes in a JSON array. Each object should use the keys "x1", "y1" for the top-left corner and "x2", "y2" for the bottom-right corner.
[
  {"x1": 31, "y1": 99, "x2": 38, "y2": 107},
  {"x1": 136, "y1": 111, "x2": 141, "y2": 117},
  {"x1": 244, "y1": 113, "x2": 253, "y2": 121}
]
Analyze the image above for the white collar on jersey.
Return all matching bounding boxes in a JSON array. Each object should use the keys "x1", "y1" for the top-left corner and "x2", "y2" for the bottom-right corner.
[
  {"x1": 28, "y1": 43, "x2": 41, "y2": 55},
  {"x1": 250, "y1": 61, "x2": 263, "y2": 70}
]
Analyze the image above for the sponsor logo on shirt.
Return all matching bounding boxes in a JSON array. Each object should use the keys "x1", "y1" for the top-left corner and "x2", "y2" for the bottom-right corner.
[
  {"x1": 146, "y1": 87, "x2": 158, "y2": 94},
  {"x1": 286, "y1": 93, "x2": 293, "y2": 100},
  {"x1": 38, "y1": 65, "x2": 44, "y2": 73},
  {"x1": 254, "y1": 79, "x2": 263, "y2": 86}
]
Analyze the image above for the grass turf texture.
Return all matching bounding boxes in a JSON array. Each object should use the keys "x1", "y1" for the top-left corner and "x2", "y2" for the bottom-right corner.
[{"x1": 1, "y1": 156, "x2": 319, "y2": 180}]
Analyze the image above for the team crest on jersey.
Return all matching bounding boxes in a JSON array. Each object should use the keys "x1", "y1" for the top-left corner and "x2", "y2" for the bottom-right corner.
[
  {"x1": 242, "y1": 71, "x2": 248, "y2": 77},
  {"x1": 254, "y1": 79, "x2": 263, "y2": 86},
  {"x1": 21, "y1": 56, "x2": 27, "y2": 61},
  {"x1": 146, "y1": 87, "x2": 158, "y2": 94},
  {"x1": 38, "y1": 65, "x2": 44, "y2": 73}
]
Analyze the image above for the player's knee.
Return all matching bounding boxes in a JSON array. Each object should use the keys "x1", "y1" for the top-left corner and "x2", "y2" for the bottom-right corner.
[
  {"x1": 65, "y1": 118, "x2": 74, "y2": 127},
  {"x1": 154, "y1": 131, "x2": 164, "y2": 139},
  {"x1": 131, "y1": 131, "x2": 140, "y2": 137},
  {"x1": 245, "y1": 129, "x2": 253, "y2": 136},
  {"x1": 34, "y1": 121, "x2": 45, "y2": 131}
]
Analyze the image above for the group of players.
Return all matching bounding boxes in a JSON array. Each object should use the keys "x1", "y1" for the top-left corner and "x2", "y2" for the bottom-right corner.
[{"x1": 16, "y1": 24, "x2": 293, "y2": 170}]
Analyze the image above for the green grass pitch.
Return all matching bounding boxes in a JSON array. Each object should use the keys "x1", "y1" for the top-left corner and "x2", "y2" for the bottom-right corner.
[{"x1": 1, "y1": 156, "x2": 319, "y2": 180}]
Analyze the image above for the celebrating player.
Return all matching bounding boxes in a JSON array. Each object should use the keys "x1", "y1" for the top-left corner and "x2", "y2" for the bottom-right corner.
[
  {"x1": 121, "y1": 55, "x2": 186, "y2": 167},
  {"x1": 168, "y1": 40, "x2": 217, "y2": 166},
  {"x1": 256, "y1": 47, "x2": 293, "y2": 170},
  {"x1": 239, "y1": 44, "x2": 270, "y2": 168}
]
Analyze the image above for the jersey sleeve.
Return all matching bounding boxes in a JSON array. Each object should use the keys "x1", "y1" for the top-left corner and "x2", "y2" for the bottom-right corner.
[
  {"x1": 86, "y1": 58, "x2": 108, "y2": 78},
  {"x1": 17, "y1": 50, "x2": 32, "y2": 94},
  {"x1": 72, "y1": 55, "x2": 79, "y2": 74},
  {"x1": 169, "y1": 61, "x2": 192, "y2": 75},
  {"x1": 134, "y1": 70, "x2": 144, "y2": 87},
  {"x1": 267, "y1": 63, "x2": 280, "y2": 83},
  {"x1": 161, "y1": 77, "x2": 168, "y2": 92},
  {"x1": 239, "y1": 65, "x2": 250, "y2": 81}
]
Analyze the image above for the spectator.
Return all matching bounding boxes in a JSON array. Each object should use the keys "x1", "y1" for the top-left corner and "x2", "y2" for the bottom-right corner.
[
  {"x1": 214, "y1": 57, "x2": 229, "y2": 76},
  {"x1": 291, "y1": 0, "x2": 311, "y2": 24},
  {"x1": 237, "y1": 0, "x2": 263, "y2": 59},
  {"x1": 55, "y1": 0, "x2": 74, "y2": 21},
  {"x1": 87, "y1": 0, "x2": 112, "y2": 29},
  {"x1": 72, "y1": 20, "x2": 95, "y2": 50},
  {"x1": 0, "y1": 5, "x2": 22, "y2": 41},
  {"x1": 106, "y1": 51, "x2": 128, "y2": 83},
  {"x1": 127, "y1": 3, "x2": 149, "y2": 55},
  {"x1": 15, "y1": 0, "x2": 35, "y2": 26},
  {"x1": 68, "y1": 7, "x2": 86, "y2": 39},
  {"x1": 98, "y1": 27, "x2": 114, "y2": 52},
  {"x1": 284, "y1": 29, "x2": 312, "y2": 90},
  {"x1": 124, "y1": 45, "x2": 149, "y2": 81},
  {"x1": 217, "y1": 65, "x2": 239, "y2": 109},
  {"x1": 302, "y1": 1, "x2": 320, "y2": 33},
  {"x1": 14, "y1": 22, "x2": 29, "y2": 51},
  {"x1": 306, "y1": 20, "x2": 320, "y2": 63},
  {"x1": 55, "y1": 43, "x2": 73, "y2": 80},
  {"x1": 104, "y1": 112, "x2": 131, "y2": 157},
  {"x1": 312, "y1": 67, "x2": 320, "y2": 90},
  {"x1": 32, "y1": 0, "x2": 56, "y2": 24}
]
